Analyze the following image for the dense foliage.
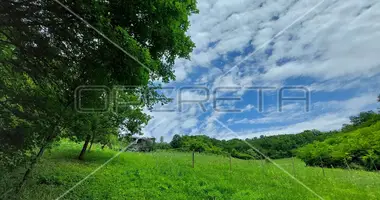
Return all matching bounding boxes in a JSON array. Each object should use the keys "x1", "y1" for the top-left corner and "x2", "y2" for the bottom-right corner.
[
  {"x1": 0, "y1": 0, "x2": 197, "y2": 192},
  {"x1": 157, "y1": 130, "x2": 336, "y2": 160},
  {"x1": 297, "y1": 111, "x2": 380, "y2": 171},
  {"x1": 157, "y1": 110, "x2": 380, "y2": 170}
]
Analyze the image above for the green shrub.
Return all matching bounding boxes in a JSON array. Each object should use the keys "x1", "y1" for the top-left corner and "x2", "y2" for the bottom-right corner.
[
  {"x1": 297, "y1": 121, "x2": 380, "y2": 170},
  {"x1": 231, "y1": 149, "x2": 254, "y2": 160}
]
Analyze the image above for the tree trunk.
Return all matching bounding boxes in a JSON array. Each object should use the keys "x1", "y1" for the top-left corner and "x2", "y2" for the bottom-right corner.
[
  {"x1": 88, "y1": 134, "x2": 95, "y2": 152},
  {"x1": 17, "y1": 101, "x2": 72, "y2": 192},
  {"x1": 88, "y1": 141, "x2": 93, "y2": 152},
  {"x1": 17, "y1": 124, "x2": 59, "y2": 192},
  {"x1": 79, "y1": 135, "x2": 91, "y2": 160},
  {"x1": 17, "y1": 143, "x2": 47, "y2": 192}
]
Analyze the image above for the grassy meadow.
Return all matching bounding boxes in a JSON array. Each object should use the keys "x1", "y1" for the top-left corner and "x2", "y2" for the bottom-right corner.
[{"x1": 2, "y1": 141, "x2": 380, "y2": 200}]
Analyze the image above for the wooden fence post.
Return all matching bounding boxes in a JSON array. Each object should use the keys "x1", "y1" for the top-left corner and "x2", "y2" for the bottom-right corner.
[
  {"x1": 369, "y1": 157, "x2": 378, "y2": 171},
  {"x1": 292, "y1": 157, "x2": 296, "y2": 176},
  {"x1": 192, "y1": 150, "x2": 195, "y2": 168},
  {"x1": 229, "y1": 154, "x2": 232, "y2": 172},
  {"x1": 343, "y1": 158, "x2": 354, "y2": 179},
  {"x1": 261, "y1": 159, "x2": 265, "y2": 175},
  {"x1": 320, "y1": 157, "x2": 325, "y2": 177},
  {"x1": 321, "y1": 165, "x2": 325, "y2": 177},
  {"x1": 344, "y1": 158, "x2": 351, "y2": 170},
  {"x1": 330, "y1": 164, "x2": 336, "y2": 178}
]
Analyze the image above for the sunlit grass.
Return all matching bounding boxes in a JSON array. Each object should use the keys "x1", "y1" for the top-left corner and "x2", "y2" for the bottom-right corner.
[{"x1": 6, "y1": 141, "x2": 380, "y2": 200}]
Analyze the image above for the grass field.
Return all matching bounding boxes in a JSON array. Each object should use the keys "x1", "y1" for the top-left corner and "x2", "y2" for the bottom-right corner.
[{"x1": 2, "y1": 141, "x2": 380, "y2": 200}]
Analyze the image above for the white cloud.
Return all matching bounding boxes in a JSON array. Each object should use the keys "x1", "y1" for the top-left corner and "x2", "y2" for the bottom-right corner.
[
  {"x1": 238, "y1": 93, "x2": 379, "y2": 138},
  {"x1": 144, "y1": 0, "x2": 380, "y2": 141},
  {"x1": 243, "y1": 104, "x2": 255, "y2": 112},
  {"x1": 259, "y1": 0, "x2": 380, "y2": 83},
  {"x1": 181, "y1": 118, "x2": 198, "y2": 129}
]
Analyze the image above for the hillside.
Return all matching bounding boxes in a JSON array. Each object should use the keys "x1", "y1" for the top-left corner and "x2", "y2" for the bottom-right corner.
[{"x1": 297, "y1": 121, "x2": 380, "y2": 170}]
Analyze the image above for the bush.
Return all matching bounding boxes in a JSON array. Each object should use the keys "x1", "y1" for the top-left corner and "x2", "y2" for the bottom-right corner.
[
  {"x1": 154, "y1": 143, "x2": 171, "y2": 150},
  {"x1": 297, "y1": 121, "x2": 380, "y2": 170},
  {"x1": 231, "y1": 149, "x2": 254, "y2": 160}
]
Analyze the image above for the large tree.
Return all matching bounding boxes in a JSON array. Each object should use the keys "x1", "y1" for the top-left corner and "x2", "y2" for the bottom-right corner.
[{"x1": 0, "y1": 0, "x2": 198, "y2": 192}]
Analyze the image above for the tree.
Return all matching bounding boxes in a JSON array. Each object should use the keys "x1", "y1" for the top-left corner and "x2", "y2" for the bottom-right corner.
[
  {"x1": 170, "y1": 134, "x2": 182, "y2": 148},
  {"x1": 0, "y1": 0, "x2": 198, "y2": 192},
  {"x1": 349, "y1": 111, "x2": 376, "y2": 126},
  {"x1": 66, "y1": 94, "x2": 150, "y2": 160},
  {"x1": 342, "y1": 111, "x2": 380, "y2": 132}
]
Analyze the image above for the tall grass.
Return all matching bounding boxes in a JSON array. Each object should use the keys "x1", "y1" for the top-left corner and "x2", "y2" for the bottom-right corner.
[{"x1": 2, "y1": 141, "x2": 380, "y2": 200}]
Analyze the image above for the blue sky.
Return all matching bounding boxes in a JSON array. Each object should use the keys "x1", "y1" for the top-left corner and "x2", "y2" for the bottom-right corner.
[{"x1": 143, "y1": 0, "x2": 380, "y2": 141}]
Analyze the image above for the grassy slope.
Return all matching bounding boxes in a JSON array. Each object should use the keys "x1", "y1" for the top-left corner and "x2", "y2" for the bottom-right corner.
[{"x1": 4, "y1": 141, "x2": 380, "y2": 200}]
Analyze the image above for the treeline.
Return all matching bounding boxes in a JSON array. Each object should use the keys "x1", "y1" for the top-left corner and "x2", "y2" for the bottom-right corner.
[
  {"x1": 154, "y1": 129, "x2": 337, "y2": 160},
  {"x1": 154, "y1": 110, "x2": 380, "y2": 172},
  {"x1": 0, "y1": 0, "x2": 197, "y2": 193},
  {"x1": 297, "y1": 111, "x2": 380, "y2": 171}
]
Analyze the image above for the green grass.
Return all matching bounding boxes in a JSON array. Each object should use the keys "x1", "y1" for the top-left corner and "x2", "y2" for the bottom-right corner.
[{"x1": 2, "y1": 141, "x2": 380, "y2": 200}]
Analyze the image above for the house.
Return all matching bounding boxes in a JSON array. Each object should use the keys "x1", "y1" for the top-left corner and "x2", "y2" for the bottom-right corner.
[{"x1": 127, "y1": 136, "x2": 155, "y2": 152}]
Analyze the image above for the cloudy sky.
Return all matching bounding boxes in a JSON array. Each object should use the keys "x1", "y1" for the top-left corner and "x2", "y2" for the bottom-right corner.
[{"x1": 143, "y1": 0, "x2": 380, "y2": 141}]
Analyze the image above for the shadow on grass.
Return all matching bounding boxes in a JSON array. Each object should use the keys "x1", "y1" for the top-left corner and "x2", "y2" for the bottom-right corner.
[{"x1": 46, "y1": 146, "x2": 126, "y2": 168}]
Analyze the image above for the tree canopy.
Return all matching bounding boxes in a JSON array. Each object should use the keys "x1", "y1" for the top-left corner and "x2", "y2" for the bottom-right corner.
[{"x1": 0, "y1": 0, "x2": 198, "y2": 190}]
